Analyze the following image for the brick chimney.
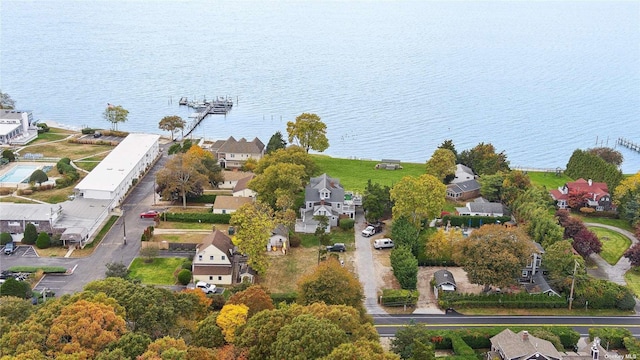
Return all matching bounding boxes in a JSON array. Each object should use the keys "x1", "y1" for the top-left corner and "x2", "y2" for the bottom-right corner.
[{"x1": 522, "y1": 331, "x2": 529, "y2": 342}]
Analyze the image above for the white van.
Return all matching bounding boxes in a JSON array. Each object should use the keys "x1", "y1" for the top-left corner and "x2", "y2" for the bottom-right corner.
[{"x1": 373, "y1": 238, "x2": 394, "y2": 250}]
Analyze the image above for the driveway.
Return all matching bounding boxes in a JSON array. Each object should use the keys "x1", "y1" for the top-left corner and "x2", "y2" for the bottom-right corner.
[
  {"x1": 584, "y1": 222, "x2": 638, "y2": 286},
  {"x1": 353, "y1": 211, "x2": 386, "y2": 314}
]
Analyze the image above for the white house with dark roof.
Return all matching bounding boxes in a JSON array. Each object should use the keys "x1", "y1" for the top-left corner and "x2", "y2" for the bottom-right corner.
[
  {"x1": 0, "y1": 109, "x2": 37, "y2": 145},
  {"x1": 296, "y1": 173, "x2": 356, "y2": 233},
  {"x1": 452, "y1": 164, "x2": 476, "y2": 183},
  {"x1": 456, "y1": 198, "x2": 507, "y2": 217},
  {"x1": 192, "y1": 230, "x2": 235, "y2": 284},
  {"x1": 217, "y1": 170, "x2": 253, "y2": 190},
  {"x1": 210, "y1": 136, "x2": 265, "y2": 169},
  {"x1": 212, "y1": 195, "x2": 253, "y2": 214},
  {"x1": 232, "y1": 174, "x2": 256, "y2": 197},
  {"x1": 488, "y1": 329, "x2": 561, "y2": 360}
]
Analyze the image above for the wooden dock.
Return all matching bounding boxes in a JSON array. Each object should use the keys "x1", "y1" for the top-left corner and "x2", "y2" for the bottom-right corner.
[
  {"x1": 617, "y1": 138, "x2": 640, "y2": 153},
  {"x1": 178, "y1": 96, "x2": 234, "y2": 140}
]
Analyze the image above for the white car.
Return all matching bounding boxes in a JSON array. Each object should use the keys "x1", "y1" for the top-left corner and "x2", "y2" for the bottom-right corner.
[
  {"x1": 195, "y1": 281, "x2": 216, "y2": 294},
  {"x1": 361, "y1": 225, "x2": 376, "y2": 237}
]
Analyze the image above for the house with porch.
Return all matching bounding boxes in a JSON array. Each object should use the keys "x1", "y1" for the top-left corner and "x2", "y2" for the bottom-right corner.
[
  {"x1": 433, "y1": 269, "x2": 456, "y2": 293},
  {"x1": 209, "y1": 136, "x2": 265, "y2": 169},
  {"x1": 192, "y1": 230, "x2": 235, "y2": 285},
  {"x1": 549, "y1": 178, "x2": 614, "y2": 211}
]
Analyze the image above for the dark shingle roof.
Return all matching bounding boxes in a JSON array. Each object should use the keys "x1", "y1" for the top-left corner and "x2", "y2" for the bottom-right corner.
[
  {"x1": 218, "y1": 136, "x2": 265, "y2": 154},
  {"x1": 433, "y1": 269, "x2": 456, "y2": 287},
  {"x1": 197, "y1": 230, "x2": 234, "y2": 256},
  {"x1": 491, "y1": 329, "x2": 561, "y2": 360},
  {"x1": 447, "y1": 179, "x2": 480, "y2": 194},
  {"x1": 305, "y1": 173, "x2": 345, "y2": 203}
]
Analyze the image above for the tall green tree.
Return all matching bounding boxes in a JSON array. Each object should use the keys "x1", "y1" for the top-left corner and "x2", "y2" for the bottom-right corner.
[
  {"x1": 158, "y1": 115, "x2": 186, "y2": 140},
  {"x1": 265, "y1": 131, "x2": 287, "y2": 154},
  {"x1": 458, "y1": 142, "x2": 510, "y2": 175},
  {"x1": 390, "y1": 216, "x2": 421, "y2": 257},
  {"x1": 565, "y1": 149, "x2": 623, "y2": 192},
  {"x1": 454, "y1": 224, "x2": 535, "y2": 291},
  {"x1": 438, "y1": 139, "x2": 458, "y2": 159},
  {"x1": 390, "y1": 322, "x2": 435, "y2": 360},
  {"x1": 479, "y1": 173, "x2": 505, "y2": 202},
  {"x1": 272, "y1": 315, "x2": 348, "y2": 360},
  {"x1": 363, "y1": 180, "x2": 392, "y2": 223},
  {"x1": 614, "y1": 171, "x2": 640, "y2": 226},
  {"x1": 29, "y1": 169, "x2": 48, "y2": 185},
  {"x1": 22, "y1": 223, "x2": 38, "y2": 245},
  {"x1": 249, "y1": 162, "x2": 306, "y2": 209},
  {"x1": 230, "y1": 202, "x2": 275, "y2": 275},
  {"x1": 390, "y1": 246, "x2": 418, "y2": 290},
  {"x1": 0, "y1": 278, "x2": 32, "y2": 299},
  {"x1": 103, "y1": 104, "x2": 129, "y2": 131},
  {"x1": 286, "y1": 112, "x2": 329, "y2": 153},
  {"x1": 390, "y1": 174, "x2": 446, "y2": 228},
  {"x1": 543, "y1": 240, "x2": 587, "y2": 293},
  {"x1": 425, "y1": 148, "x2": 456, "y2": 183},
  {"x1": 0, "y1": 90, "x2": 16, "y2": 109}
]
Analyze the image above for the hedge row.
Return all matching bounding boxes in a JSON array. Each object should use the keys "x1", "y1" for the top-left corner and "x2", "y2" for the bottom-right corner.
[
  {"x1": 270, "y1": 292, "x2": 297, "y2": 304},
  {"x1": 438, "y1": 292, "x2": 567, "y2": 309},
  {"x1": 162, "y1": 212, "x2": 231, "y2": 224},
  {"x1": 588, "y1": 328, "x2": 633, "y2": 349},
  {"x1": 442, "y1": 215, "x2": 512, "y2": 228},
  {"x1": 380, "y1": 288, "x2": 418, "y2": 307},
  {"x1": 424, "y1": 327, "x2": 580, "y2": 350},
  {"x1": 8, "y1": 266, "x2": 67, "y2": 273},
  {"x1": 187, "y1": 194, "x2": 218, "y2": 204}
]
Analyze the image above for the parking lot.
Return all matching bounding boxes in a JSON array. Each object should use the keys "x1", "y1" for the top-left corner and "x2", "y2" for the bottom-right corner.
[{"x1": 1, "y1": 244, "x2": 37, "y2": 258}]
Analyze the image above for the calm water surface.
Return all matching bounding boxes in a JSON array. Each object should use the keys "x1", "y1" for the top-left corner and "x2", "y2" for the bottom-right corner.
[{"x1": 2, "y1": 1, "x2": 639, "y2": 173}]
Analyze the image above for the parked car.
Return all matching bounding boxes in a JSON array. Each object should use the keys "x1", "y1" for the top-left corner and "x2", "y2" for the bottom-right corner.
[
  {"x1": 140, "y1": 210, "x2": 159, "y2": 219},
  {"x1": 3, "y1": 241, "x2": 16, "y2": 255},
  {"x1": 93, "y1": 131, "x2": 102, "y2": 138},
  {"x1": 195, "y1": 281, "x2": 216, "y2": 294},
  {"x1": 373, "y1": 238, "x2": 394, "y2": 250},
  {"x1": 326, "y1": 243, "x2": 346, "y2": 252},
  {"x1": 362, "y1": 225, "x2": 376, "y2": 237}
]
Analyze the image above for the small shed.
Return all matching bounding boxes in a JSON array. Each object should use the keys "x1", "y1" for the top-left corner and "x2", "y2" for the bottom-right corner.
[
  {"x1": 60, "y1": 227, "x2": 89, "y2": 248},
  {"x1": 433, "y1": 269, "x2": 457, "y2": 292}
]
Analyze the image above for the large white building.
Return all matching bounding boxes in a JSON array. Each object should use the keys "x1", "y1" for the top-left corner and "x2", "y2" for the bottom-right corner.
[
  {"x1": 0, "y1": 110, "x2": 37, "y2": 145},
  {"x1": 74, "y1": 133, "x2": 160, "y2": 204}
]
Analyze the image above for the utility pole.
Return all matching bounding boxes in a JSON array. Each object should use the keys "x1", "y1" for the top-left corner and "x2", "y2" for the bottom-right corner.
[
  {"x1": 568, "y1": 259, "x2": 578, "y2": 310},
  {"x1": 123, "y1": 209, "x2": 127, "y2": 245}
]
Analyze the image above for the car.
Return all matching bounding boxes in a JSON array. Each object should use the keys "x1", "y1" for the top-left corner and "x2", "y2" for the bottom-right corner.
[
  {"x1": 93, "y1": 131, "x2": 102, "y2": 138},
  {"x1": 195, "y1": 281, "x2": 216, "y2": 294},
  {"x1": 373, "y1": 238, "x2": 394, "y2": 250},
  {"x1": 362, "y1": 225, "x2": 376, "y2": 237},
  {"x1": 3, "y1": 241, "x2": 16, "y2": 255},
  {"x1": 140, "y1": 210, "x2": 159, "y2": 219},
  {"x1": 326, "y1": 243, "x2": 346, "y2": 252}
]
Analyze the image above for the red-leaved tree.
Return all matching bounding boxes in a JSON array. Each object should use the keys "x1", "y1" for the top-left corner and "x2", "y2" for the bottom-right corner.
[
  {"x1": 562, "y1": 216, "x2": 587, "y2": 240},
  {"x1": 567, "y1": 189, "x2": 590, "y2": 210},
  {"x1": 624, "y1": 243, "x2": 640, "y2": 267},
  {"x1": 572, "y1": 229, "x2": 602, "y2": 257}
]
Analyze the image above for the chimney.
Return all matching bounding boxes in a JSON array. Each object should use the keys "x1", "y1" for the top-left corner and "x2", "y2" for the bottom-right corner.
[
  {"x1": 588, "y1": 179, "x2": 593, "y2": 186},
  {"x1": 522, "y1": 331, "x2": 529, "y2": 342}
]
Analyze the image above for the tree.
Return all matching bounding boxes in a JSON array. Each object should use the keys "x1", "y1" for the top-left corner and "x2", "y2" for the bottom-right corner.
[
  {"x1": 587, "y1": 147, "x2": 623, "y2": 166},
  {"x1": 103, "y1": 104, "x2": 128, "y2": 131},
  {"x1": 2, "y1": 149, "x2": 16, "y2": 162},
  {"x1": 572, "y1": 229, "x2": 602, "y2": 257},
  {"x1": 216, "y1": 304, "x2": 249, "y2": 343},
  {"x1": 390, "y1": 246, "x2": 418, "y2": 290},
  {"x1": 0, "y1": 296, "x2": 33, "y2": 335},
  {"x1": 567, "y1": 188, "x2": 590, "y2": 210},
  {"x1": 297, "y1": 258, "x2": 365, "y2": 312},
  {"x1": 272, "y1": 314, "x2": 348, "y2": 360},
  {"x1": 266, "y1": 131, "x2": 287, "y2": 154},
  {"x1": 105, "y1": 262, "x2": 129, "y2": 279},
  {"x1": 425, "y1": 228, "x2": 462, "y2": 262},
  {"x1": 104, "y1": 332, "x2": 151, "y2": 360},
  {"x1": 501, "y1": 170, "x2": 531, "y2": 206},
  {"x1": 438, "y1": 139, "x2": 458, "y2": 159},
  {"x1": 29, "y1": 169, "x2": 48, "y2": 185},
  {"x1": 614, "y1": 171, "x2": 640, "y2": 226},
  {"x1": 138, "y1": 336, "x2": 188, "y2": 360},
  {"x1": 177, "y1": 269, "x2": 192, "y2": 285},
  {"x1": 22, "y1": 223, "x2": 37, "y2": 245},
  {"x1": 363, "y1": 180, "x2": 392, "y2": 223},
  {"x1": 255, "y1": 145, "x2": 318, "y2": 179},
  {"x1": 216, "y1": 344, "x2": 249, "y2": 360},
  {"x1": 454, "y1": 224, "x2": 535, "y2": 291},
  {"x1": 565, "y1": 149, "x2": 624, "y2": 193},
  {"x1": 543, "y1": 240, "x2": 587, "y2": 293},
  {"x1": 227, "y1": 285, "x2": 274, "y2": 318},
  {"x1": 325, "y1": 340, "x2": 400, "y2": 360},
  {"x1": 248, "y1": 162, "x2": 306, "y2": 209},
  {"x1": 0, "y1": 278, "x2": 32, "y2": 299},
  {"x1": 0, "y1": 232, "x2": 12, "y2": 245},
  {"x1": 286, "y1": 112, "x2": 329, "y2": 153},
  {"x1": 457, "y1": 142, "x2": 510, "y2": 175},
  {"x1": 36, "y1": 232, "x2": 51, "y2": 249},
  {"x1": 390, "y1": 174, "x2": 446, "y2": 227},
  {"x1": 390, "y1": 321, "x2": 435, "y2": 360},
  {"x1": 527, "y1": 208, "x2": 564, "y2": 249},
  {"x1": 424, "y1": 148, "x2": 456, "y2": 183},
  {"x1": 479, "y1": 173, "x2": 505, "y2": 202},
  {"x1": 0, "y1": 90, "x2": 16, "y2": 109},
  {"x1": 46, "y1": 300, "x2": 126, "y2": 358},
  {"x1": 139, "y1": 246, "x2": 158, "y2": 263},
  {"x1": 624, "y1": 243, "x2": 640, "y2": 267},
  {"x1": 390, "y1": 216, "x2": 421, "y2": 257},
  {"x1": 156, "y1": 153, "x2": 208, "y2": 208},
  {"x1": 192, "y1": 312, "x2": 225, "y2": 348},
  {"x1": 230, "y1": 202, "x2": 275, "y2": 275},
  {"x1": 158, "y1": 115, "x2": 186, "y2": 140},
  {"x1": 559, "y1": 215, "x2": 587, "y2": 240}
]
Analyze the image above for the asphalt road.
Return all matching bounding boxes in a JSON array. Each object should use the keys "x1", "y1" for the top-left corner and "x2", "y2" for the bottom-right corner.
[{"x1": 373, "y1": 314, "x2": 640, "y2": 338}]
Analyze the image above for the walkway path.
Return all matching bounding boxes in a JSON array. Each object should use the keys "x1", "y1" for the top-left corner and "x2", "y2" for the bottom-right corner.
[
  {"x1": 354, "y1": 211, "x2": 386, "y2": 315},
  {"x1": 584, "y1": 222, "x2": 638, "y2": 286}
]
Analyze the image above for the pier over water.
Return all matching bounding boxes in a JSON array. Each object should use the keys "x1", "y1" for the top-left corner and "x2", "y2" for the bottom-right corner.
[
  {"x1": 617, "y1": 138, "x2": 640, "y2": 153},
  {"x1": 178, "y1": 96, "x2": 234, "y2": 139}
]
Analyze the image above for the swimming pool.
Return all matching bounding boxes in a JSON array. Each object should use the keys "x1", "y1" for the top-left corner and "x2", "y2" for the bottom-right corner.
[{"x1": 0, "y1": 165, "x2": 40, "y2": 183}]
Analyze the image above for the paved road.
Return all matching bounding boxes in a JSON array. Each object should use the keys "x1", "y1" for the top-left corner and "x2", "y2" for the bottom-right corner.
[
  {"x1": 1, "y1": 146, "x2": 169, "y2": 296},
  {"x1": 353, "y1": 211, "x2": 386, "y2": 314}
]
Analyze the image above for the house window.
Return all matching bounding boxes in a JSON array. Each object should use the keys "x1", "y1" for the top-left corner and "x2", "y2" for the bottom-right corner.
[
  {"x1": 221, "y1": 255, "x2": 226, "y2": 260},
  {"x1": 198, "y1": 255, "x2": 203, "y2": 260},
  {"x1": 522, "y1": 270, "x2": 528, "y2": 277},
  {"x1": 337, "y1": 203, "x2": 340, "y2": 209},
  {"x1": 222, "y1": 210, "x2": 226, "y2": 214},
  {"x1": 209, "y1": 276, "x2": 213, "y2": 281},
  {"x1": 210, "y1": 256, "x2": 214, "y2": 260},
  {"x1": 218, "y1": 276, "x2": 222, "y2": 281},
  {"x1": 230, "y1": 154, "x2": 235, "y2": 158}
]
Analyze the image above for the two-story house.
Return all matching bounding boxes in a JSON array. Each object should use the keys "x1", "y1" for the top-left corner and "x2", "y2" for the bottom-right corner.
[
  {"x1": 192, "y1": 230, "x2": 235, "y2": 285},
  {"x1": 296, "y1": 173, "x2": 359, "y2": 233},
  {"x1": 210, "y1": 136, "x2": 265, "y2": 169},
  {"x1": 520, "y1": 242, "x2": 560, "y2": 297},
  {"x1": 446, "y1": 165, "x2": 481, "y2": 201},
  {"x1": 455, "y1": 198, "x2": 508, "y2": 217},
  {"x1": 549, "y1": 178, "x2": 614, "y2": 211}
]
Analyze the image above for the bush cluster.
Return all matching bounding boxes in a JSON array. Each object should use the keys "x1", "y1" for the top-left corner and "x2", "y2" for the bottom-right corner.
[
  {"x1": 574, "y1": 279, "x2": 636, "y2": 311},
  {"x1": 390, "y1": 246, "x2": 418, "y2": 290},
  {"x1": 187, "y1": 194, "x2": 217, "y2": 203},
  {"x1": 36, "y1": 123, "x2": 50, "y2": 133},
  {"x1": 442, "y1": 215, "x2": 511, "y2": 228},
  {"x1": 163, "y1": 212, "x2": 231, "y2": 224},
  {"x1": 141, "y1": 226, "x2": 154, "y2": 241},
  {"x1": 81, "y1": 127, "x2": 96, "y2": 134},
  {"x1": 8, "y1": 266, "x2": 67, "y2": 273},
  {"x1": 565, "y1": 149, "x2": 624, "y2": 191},
  {"x1": 36, "y1": 232, "x2": 51, "y2": 249},
  {"x1": 380, "y1": 289, "x2": 418, "y2": 307},
  {"x1": 0, "y1": 232, "x2": 13, "y2": 245},
  {"x1": 588, "y1": 328, "x2": 633, "y2": 349},
  {"x1": 270, "y1": 292, "x2": 298, "y2": 304},
  {"x1": 55, "y1": 158, "x2": 80, "y2": 188},
  {"x1": 338, "y1": 218, "x2": 355, "y2": 230},
  {"x1": 438, "y1": 292, "x2": 567, "y2": 309}
]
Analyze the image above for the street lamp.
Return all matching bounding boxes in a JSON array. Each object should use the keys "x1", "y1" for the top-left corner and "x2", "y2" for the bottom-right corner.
[{"x1": 122, "y1": 209, "x2": 127, "y2": 245}]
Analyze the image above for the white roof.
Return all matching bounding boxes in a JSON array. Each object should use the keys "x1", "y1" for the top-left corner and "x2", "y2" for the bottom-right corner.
[
  {"x1": 75, "y1": 133, "x2": 159, "y2": 193},
  {"x1": 0, "y1": 122, "x2": 21, "y2": 136}
]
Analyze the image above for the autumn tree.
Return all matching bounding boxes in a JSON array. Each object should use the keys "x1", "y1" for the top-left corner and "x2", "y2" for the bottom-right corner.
[
  {"x1": 458, "y1": 142, "x2": 510, "y2": 175},
  {"x1": 325, "y1": 340, "x2": 400, "y2": 360},
  {"x1": 390, "y1": 174, "x2": 446, "y2": 227},
  {"x1": 297, "y1": 258, "x2": 364, "y2": 313},
  {"x1": 0, "y1": 296, "x2": 33, "y2": 335},
  {"x1": 46, "y1": 300, "x2": 126, "y2": 358},
  {"x1": 390, "y1": 322, "x2": 435, "y2": 360},
  {"x1": 624, "y1": 243, "x2": 640, "y2": 267},
  {"x1": 363, "y1": 180, "x2": 392, "y2": 223},
  {"x1": 558, "y1": 213, "x2": 587, "y2": 240},
  {"x1": 230, "y1": 202, "x2": 275, "y2": 275},
  {"x1": 544, "y1": 240, "x2": 588, "y2": 293},
  {"x1": 103, "y1": 104, "x2": 128, "y2": 131},
  {"x1": 614, "y1": 171, "x2": 640, "y2": 226},
  {"x1": 192, "y1": 312, "x2": 225, "y2": 348},
  {"x1": 227, "y1": 285, "x2": 274, "y2": 318},
  {"x1": 156, "y1": 153, "x2": 208, "y2": 208},
  {"x1": 454, "y1": 224, "x2": 535, "y2": 291},
  {"x1": 248, "y1": 162, "x2": 306, "y2": 209},
  {"x1": 501, "y1": 170, "x2": 532, "y2": 206},
  {"x1": 0, "y1": 90, "x2": 16, "y2": 109},
  {"x1": 158, "y1": 115, "x2": 186, "y2": 140},
  {"x1": 138, "y1": 336, "x2": 188, "y2": 360},
  {"x1": 572, "y1": 228, "x2": 602, "y2": 257},
  {"x1": 216, "y1": 344, "x2": 249, "y2": 360},
  {"x1": 425, "y1": 228, "x2": 463, "y2": 262},
  {"x1": 425, "y1": 148, "x2": 456, "y2": 183},
  {"x1": 255, "y1": 145, "x2": 318, "y2": 178},
  {"x1": 587, "y1": 147, "x2": 623, "y2": 166},
  {"x1": 567, "y1": 188, "x2": 590, "y2": 210},
  {"x1": 184, "y1": 144, "x2": 224, "y2": 187},
  {"x1": 266, "y1": 130, "x2": 287, "y2": 154},
  {"x1": 286, "y1": 112, "x2": 329, "y2": 153},
  {"x1": 29, "y1": 169, "x2": 48, "y2": 185},
  {"x1": 272, "y1": 314, "x2": 348, "y2": 360},
  {"x1": 216, "y1": 304, "x2": 249, "y2": 343}
]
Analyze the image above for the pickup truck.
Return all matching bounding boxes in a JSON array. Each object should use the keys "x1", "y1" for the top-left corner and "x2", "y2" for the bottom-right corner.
[{"x1": 362, "y1": 225, "x2": 376, "y2": 237}]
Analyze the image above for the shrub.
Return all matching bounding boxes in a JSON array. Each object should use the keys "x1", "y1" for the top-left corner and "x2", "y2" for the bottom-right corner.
[
  {"x1": 1, "y1": 149, "x2": 16, "y2": 162},
  {"x1": 289, "y1": 233, "x2": 301, "y2": 248},
  {"x1": 450, "y1": 335, "x2": 475, "y2": 356},
  {"x1": 390, "y1": 246, "x2": 418, "y2": 290},
  {"x1": 438, "y1": 292, "x2": 567, "y2": 309},
  {"x1": 37, "y1": 123, "x2": 50, "y2": 132},
  {"x1": 380, "y1": 288, "x2": 418, "y2": 307},
  {"x1": 0, "y1": 278, "x2": 32, "y2": 299},
  {"x1": 17, "y1": 189, "x2": 33, "y2": 195},
  {"x1": 579, "y1": 207, "x2": 596, "y2": 214},
  {"x1": 338, "y1": 218, "x2": 355, "y2": 230},
  {"x1": 8, "y1": 266, "x2": 67, "y2": 273},
  {"x1": 29, "y1": 169, "x2": 48, "y2": 185},
  {"x1": 177, "y1": 269, "x2": 192, "y2": 285},
  {"x1": 22, "y1": 223, "x2": 38, "y2": 245},
  {"x1": 210, "y1": 294, "x2": 227, "y2": 310},
  {"x1": 187, "y1": 194, "x2": 218, "y2": 203},
  {"x1": 81, "y1": 128, "x2": 96, "y2": 134},
  {"x1": 270, "y1": 292, "x2": 298, "y2": 305},
  {"x1": 36, "y1": 232, "x2": 51, "y2": 249},
  {"x1": 163, "y1": 212, "x2": 231, "y2": 224},
  {"x1": 588, "y1": 328, "x2": 632, "y2": 349},
  {"x1": 181, "y1": 261, "x2": 192, "y2": 270},
  {"x1": 0, "y1": 232, "x2": 12, "y2": 245},
  {"x1": 442, "y1": 215, "x2": 511, "y2": 228},
  {"x1": 0, "y1": 188, "x2": 13, "y2": 195}
]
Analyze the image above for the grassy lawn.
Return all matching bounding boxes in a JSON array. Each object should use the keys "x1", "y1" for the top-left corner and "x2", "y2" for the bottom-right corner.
[
  {"x1": 624, "y1": 267, "x2": 640, "y2": 298},
  {"x1": 527, "y1": 171, "x2": 573, "y2": 190},
  {"x1": 259, "y1": 247, "x2": 319, "y2": 293},
  {"x1": 24, "y1": 186, "x2": 77, "y2": 204},
  {"x1": 588, "y1": 227, "x2": 631, "y2": 265},
  {"x1": 299, "y1": 228, "x2": 354, "y2": 248},
  {"x1": 312, "y1": 155, "x2": 425, "y2": 192},
  {"x1": 155, "y1": 221, "x2": 224, "y2": 230},
  {"x1": 153, "y1": 233, "x2": 208, "y2": 244},
  {"x1": 129, "y1": 257, "x2": 188, "y2": 285},
  {"x1": 575, "y1": 216, "x2": 634, "y2": 232},
  {"x1": 458, "y1": 307, "x2": 634, "y2": 316},
  {"x1": 20, "y1": 141, "x2": 115, "y2": 160},
  {"x1": 0, "y1": 196, "x2": 39, "y2": 204}
]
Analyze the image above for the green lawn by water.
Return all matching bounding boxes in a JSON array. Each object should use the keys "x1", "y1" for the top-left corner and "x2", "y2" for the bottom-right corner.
[
  {"x1": 129, "y1": 257, "x2": 188, "y2": 285},
  {"x1": 526, "y1": 171, "x2": 573, "y2": 190},
  {"x1": 588, "y1": 227, "x2": 631, "y2": 265}
]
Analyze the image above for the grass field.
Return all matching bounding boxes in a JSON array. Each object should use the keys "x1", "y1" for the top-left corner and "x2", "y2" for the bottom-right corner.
[
  {"x1": 589, "y1": 227, "x2": 631, "y2": 265},
  {"x1": 20, "y1": 141, "x2": 115, "y2": 160},
  {"x1": 299, "y1": 228, "x2": 355, "y2": 248},
  {"x1": 129, "y1": 257, "x2": 188, "y2": 285},
  {"x1": 0, "y1": 196, "x2": 39, "y2": 203},
  {"x1": 576, "y1": 216, "x2": 634, "y2": 232},
  {"x1": 624, "y1": 267, "x2": 640, "y2": 298},
  {"x1": 526, "y1": 171, "x2": 573, "y2": 190},
  {"x1": 259, "y1": 247, "x2": 319, "y2": 293},
  {"x1": 311, "y1": 155, "x2": 425, "y2": 192}
]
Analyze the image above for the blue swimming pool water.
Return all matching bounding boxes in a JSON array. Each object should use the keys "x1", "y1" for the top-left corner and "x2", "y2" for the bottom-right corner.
[{"x1": 0, "y1": 165, "x2": 39, "y2": 183}]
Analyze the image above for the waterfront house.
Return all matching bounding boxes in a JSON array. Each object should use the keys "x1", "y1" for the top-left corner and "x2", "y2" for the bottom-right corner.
[
  {"x1": 455, "y1": 198, "x2": 507, "y2": 217},
  {"x1": 549, "y1": 178, "x2": 614, "y2": 212},
  {"x1": 192, "y1": 230, "x2": 235, "y2": 285},
  {"x1": 210, "y1": 136, "x2": 265, "y2": 169},
  {"x1": 0, "y1": 109, "x2": 37, "y2": 145}
]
